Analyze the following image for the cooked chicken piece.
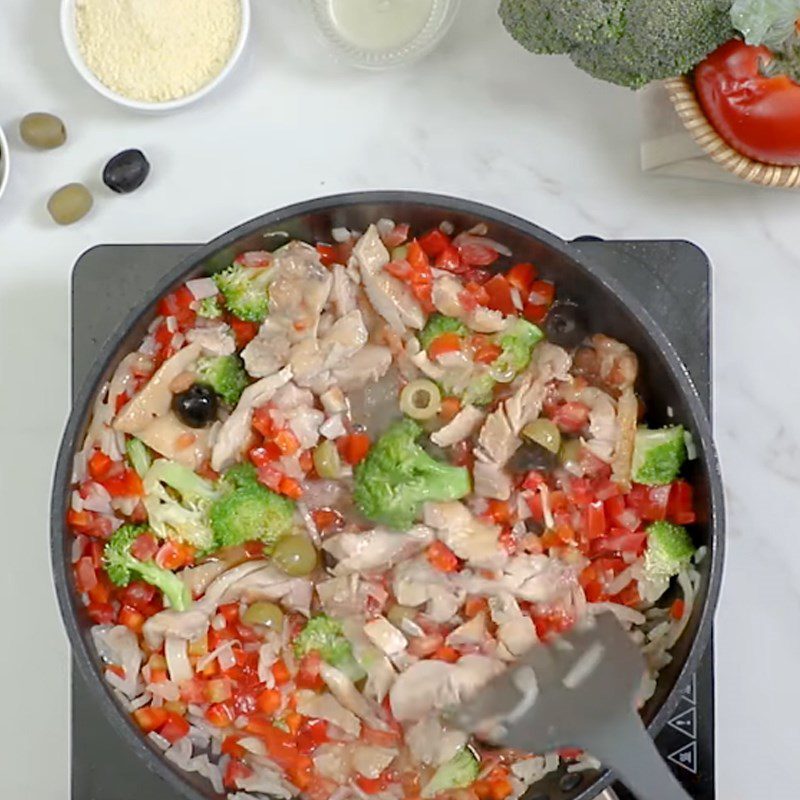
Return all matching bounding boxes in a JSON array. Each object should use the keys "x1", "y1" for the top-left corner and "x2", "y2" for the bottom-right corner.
[
  {"x1": 317, "y1": 574, "x2": 374, "y2": 618},
  {"x1": 320, "y1": 386, "x2": 349, "y2": 415},
  {"x1": 363, "y1": 617, "x2": 408, "y2": 656},
  {"x1": 287, "y1": 406, "x2": 326, "y2": 450},
  {"x1": 393, "y1": 556, "x2": 465, "y2": 623},
  {"x1": 431, "y1": 405, "x2": 484, "y2": 448},
  {"x1": 488, "y1": 594, "x2": 537, "y2": 658},
  {"x1": 241, "y1": 318, "x2": 291, "y2": 378},
  {"x1": 458, "y1": 554, "x2": 576, "y2": 605},
  {"x1": 351, "y1": 745, "x2": 398, "y2": 779},
  {"x1": 581, "y1": 387, "x2": 619, "y2": 463},
  {"x1": 323, "y1": 526, "x2": 433, "y2": 575},
  {"x1": 331, "y1": 345, "x2": 393, "y2": 391},
  {"x1": 468, "y1": 306, "x2": 507, "y2": 334},
  {"x1": 295, "y1": 690, "x2": 361, "y2": 738},
  {"x1": 406, "y1": 716, "x2": 468, "y2": 766},
  {"x1": 272, "y1": 382, "x2": 315, "y2": 410},
  {"x1": 332, "y1": 263, "x2": 359, "y2": 317},
  {"x1": 472, "y1": 460, "x2": 513, "y2": 501},
  {"x1": 269, "y1": 241, "x2": 333, "y2": 333},
  {"x1": 354, "y1": 225, "x2": 424, "y2": 332},
  {"x1": 221, "y1": 563, "x2": 313, "y2": 615},
  {"x1": 341, "y1": 617, "x2": 397, "y2": 703},
  {"x1": 389, "y1": 654, "x2": 503, "y2": 722},
  {"x1": 142, "y1": 607, "x2": 211, "y2": 650},
  {"x1": 446, "y1": 612, "x2": 487, "y2": 647},
  {"x1": 114, "y1": 342, "x2": 202, "y2": 433},
  {"x1": 476, "y1": 404, "x2": 517, "y2": 466},
  {"x1": 131, "y1": 411, "x2": 216, "y2": 470},
  {"x1": 319, "y1": 662, "x2": 388, "y2": 731},
  {"x1": 211, "y1": 367, "x2": 292, "y2": 471},
  {"x1": 423, "y1": 502, "x2": 505, "y2": 568},
  {"x1": 407, "y1": 345, "x2": 446, "y2": 382},
  {"x1": 185, "y1": 322, "x2": 236, "y2": 356},
  {"x1": 612, "y1": 387, "x2": 637, "y2": 486},
  {"x1": 574, "y1": 334, "x2": 638, "y2": 395}
]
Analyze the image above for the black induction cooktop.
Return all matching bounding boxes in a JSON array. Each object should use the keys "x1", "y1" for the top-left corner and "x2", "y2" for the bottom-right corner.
[{"x1": 69, "y1": 240, "x2": 715, "y2": 800}]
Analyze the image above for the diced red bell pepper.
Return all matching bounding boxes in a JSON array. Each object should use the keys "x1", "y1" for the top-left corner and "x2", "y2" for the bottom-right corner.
[
  {"x1": 457, "y1": 240, "x2": 499, "y2": 267},
  {"x1": 418, "y1": 228, "x2": 451, "y2": 258},
  {"x1": 133, "y1": 706, "x2": 169, "y2": 733},
  {"x1": 130, "y1": 533, "x2": 159, "y2": 562},
  {"x1": 205, "y1": 702, "x2": 235, "y2": 728},
  {"x1": 228, "y1": 316, "x2": 259, "y2": 348},
  {"x1": 667, "y1": 480, "x2": 696, "y2": 525},
  {"x1": 74, "y1": 557, "x2": 98, "y2": 594},
  {"x1": 88, "y1": 450, "x2": 115, "y2": 481},
  {"x1": 296, "y1": 652, "x2": 325, "y2": 691},
  {"x1": 101, "y1": 468, "x2": 143, "y2": 498},
  {"x1": 435, "y1": 244, "x2": 465, "y2": 273},
  {"x1": 157, "y1": 285, "x2": 196, "y2": 331},
  {"x1": 118, "y1": 605, "x2": 145, "y2": 634},
  {"x1": 585, "y1": 501, "x2": 606, "y2": 540},
  {"x1": 155, "y1": 540, "x2": 195, "y2": 570},
  {"x1": 224, "y1": 758, "x2": 254, "y2": 790},
  {"x1": 338, "y1": 433, "x2": 371, "y2": 466},
  {"x1": 256, "y1": 688, "x2": 282, "y2": 716},
  {"x1": 483, "y1": 274, "x2": 516, "y2": 315},
  {"x1": 297, "y1": 718, "x2": 329, "y2": 755},
  {"x1": 160, "y1": 711, "x2": 190, "y2": 744},
  {"x1": 428, "y1": 332, "x2": 462, "y2": 359},
  {"x1": 551, "y1": 402, "x2": 590, "y2": 434},
  {"x1": 426, "y1": 541, "x2": 460, "y2": 573},
  {"x1": 506, "y1": 262, "x2": 537, "y2": 294}
]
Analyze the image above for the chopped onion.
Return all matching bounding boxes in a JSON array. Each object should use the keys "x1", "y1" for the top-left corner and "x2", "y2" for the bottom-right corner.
[
  {"x1": 197, "y1": 639, "x2": 240, "y2": 672},
  {"x1": 439, "y1": 220, "x2": 455, "y2": 236},
  {"x1": 165, "y1": 636, "x2": 193, "y2": 683},
  {"x1": 332, "y1": 227, "x2": 352, "y2": 243},
  {"x1": 239, "y1": 736, "x2": 267, "y2": 756},
  {"x1": 186, "y1": 277, "x2": 218, "y2": 300},
  {"x1": 453, "y1": 232, "x2": 513, "y2": 257}
]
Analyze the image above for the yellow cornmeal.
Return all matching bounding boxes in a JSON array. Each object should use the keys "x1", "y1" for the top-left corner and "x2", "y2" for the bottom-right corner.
[{"x1": 75, "y1": 0, "x2": 241, "y2": 103}]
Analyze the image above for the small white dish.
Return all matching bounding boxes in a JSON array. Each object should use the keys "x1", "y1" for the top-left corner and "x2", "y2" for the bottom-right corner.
[
  {"x1": 60, "y1": 0, "x2": 251, "y2": 113},
  {"x1": 0, "y1": 123, "x2": 10, "y2": 203}
]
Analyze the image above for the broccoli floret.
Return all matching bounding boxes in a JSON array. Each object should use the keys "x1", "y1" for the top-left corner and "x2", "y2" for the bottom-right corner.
[
  {"x1": 103, "y1": 524, "x2": 191, "y2": 611},
  {"x1": 631, "y1": 425, "x2": 687, "y2": 485},
  {"x1": 213, "y1": 263, "x2": 272, "y2": 323},
  {"x1": 419, "y1": 314, "x2": 468, "y2": 350},
  {"x1": 219, "y1": 461, "x2": 260, "y2": 491},
  {"x1": 209, "y1": 466, "x2": 295, "y2": 552},
  {"x1": 499, "y1": 0, "x2": 734, "y2": 89},
  {"x1": 460, "y1": 372, "x2": 497, "y2": 407},
  {"x1": 493, "y1": 318, "x2": 543, "y2": 378},
  {"x1": 142, "y1": 459, "x2": 219, "y2": 550},
  {"x1": 354, "y1": 419, "x2": 471, "y2": 530},
  {"x1": 293, "y1": 615, "x2": 365, "y2": 681},
  {"x1": 644, "y1": 521, "x2": 695, "y2": 579},
  {"x1": 196, "y1": 354, "x2": 248, "y2": 406},
  {"x1": 421, "y1": 748, "x2": 480, "y2": 798},
  {"x1": 197, "y1": 296, "x2": 223, "y2": 319},
  {"x1": 125, "y1": 437, "x2": 152, "y2": 479}
]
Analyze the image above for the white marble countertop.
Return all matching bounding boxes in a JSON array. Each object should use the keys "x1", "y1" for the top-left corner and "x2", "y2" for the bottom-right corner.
[{"x1": 1, "y1": 1, "x2": 798, "y2": 796}]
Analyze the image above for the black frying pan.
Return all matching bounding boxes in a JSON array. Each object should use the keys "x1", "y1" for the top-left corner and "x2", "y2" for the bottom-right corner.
[{"x1": 51, "y1": 192, "x2": 724, "y2": 800}]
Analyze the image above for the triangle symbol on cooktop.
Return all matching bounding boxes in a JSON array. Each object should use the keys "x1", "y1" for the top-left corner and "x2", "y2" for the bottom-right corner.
[
  {"x1": 667, "y1": 705, "x2": 697, "y2": 739},
  {"x1": 667, "y1": 740, "x2": 697, "y2": 775},
  {"x1": 680, "y1": 675, "x2": 696, "y2": 706}
]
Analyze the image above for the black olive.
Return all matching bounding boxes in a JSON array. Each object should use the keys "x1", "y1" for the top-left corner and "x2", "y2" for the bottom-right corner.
[
  {"x1": 172, "y1": 384, "x2": 218, "y2": 428},
  {"x1": 103, "y1": 149, "x2": 150, "y2": 194},
  {"x1": 544, "y1": 300, "x2": 586, "y2": 349},
  {"x1": 508, "y1": 441, "x2": 559, "y2": 474}
]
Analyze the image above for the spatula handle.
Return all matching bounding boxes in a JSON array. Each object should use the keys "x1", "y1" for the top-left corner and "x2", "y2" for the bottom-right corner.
[{"x1": 581, "y1": 712, "x2": 691, "y2": 800}]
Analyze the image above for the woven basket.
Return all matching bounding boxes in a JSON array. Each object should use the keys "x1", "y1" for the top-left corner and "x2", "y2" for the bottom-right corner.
[{"x1": 664, "y1": 74, "x2": 800, "y2": 188}]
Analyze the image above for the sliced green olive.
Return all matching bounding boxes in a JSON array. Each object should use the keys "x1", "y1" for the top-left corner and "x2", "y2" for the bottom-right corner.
[
  {"x1": 313, "y1": 439, "x2": 342, "y2": 479},
  {"x1": 559, "y1": 438, "x2": 582, "y2": 474},
  {"x1": 273, "y1": 534, "x2": 318, "y2": 577},
  {"x1": 522, "y1": 418, "x2": 562, "y2": 454},
  {"x1": 400, "y1": 379, "x2": 441, "y2": 420},
  {"x1": 242, "y1": 601, "x2": 284, "y2": 632}
]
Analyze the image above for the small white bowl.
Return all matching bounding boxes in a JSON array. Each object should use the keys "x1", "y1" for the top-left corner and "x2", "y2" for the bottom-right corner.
[
  {"x1": 60, "y1": 0, "x2": 251, "y2": 113},
  {"x1": 0, "y1": 124, "x2": 10, "y2": 203}
]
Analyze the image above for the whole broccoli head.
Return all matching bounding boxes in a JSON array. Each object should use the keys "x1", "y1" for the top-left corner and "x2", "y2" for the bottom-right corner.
[
  {"x1": 419, "y1": 314, "x2": 468, "y2": 350},
  {"x1": 196, "y1": 354, "x2": 248, "y2": 406},
  {"x1": 103, "y1": 524, "x2": 191, "y2": 611},
  {"x1": 213, "y1": 263, "x2": 272, "y2": 323},
  {"x1": 499, "y1": 0, "x2": 735, "y2": 89},
  {"x1": 354, "y1": 419, "x2": 471, "y2": 530},
  {"x1": 142, "y1": 459, "x2": 219, "y2": 550},
  {"x1": 293, "y1": 614, "x2": 365, "y2": 681},
  {"x1": 210, "y1": 465, "x2": 295, "y2": 552},
  {"x1": 644, "y1": 521, "x2": 695, "y2": 578},
  {"x1": 631, "y1": 425, "x2": 687, "y2": 485}
]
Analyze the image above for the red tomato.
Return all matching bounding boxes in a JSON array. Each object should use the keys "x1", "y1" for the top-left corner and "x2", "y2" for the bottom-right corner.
[
  {"x1": 435, "y1": 244, "x2": 465, "y2": 273},
  {"x1": 256, "y1": 688, "x2": 282, "y2": 716},
  {"x1": 296, "y1": 652, "x2": 325, "y2": 691},
  {"x1": 695, "y1": 40, "x2": 800, "y2": 166},
  {"x1": 551, "y1": 402, "x2": 590, "y2": 434},
  {"x1": 418, "y1": 228, "x2": 451, "y2": 258},
  {"x1": 591, "y1": 530, "x2": 647, "y2": 556},
  {"x1": 119, "y1": 580, "x2": 157, "y2": 612},
  {"x1": 252, "y1": 404, "x2": 275, "y2": 437},
  {"x1": 87, "y1": 601, "x2": 116, "y2": 624},
  {"x1": 426, "y1": 541, "x2": 460, "y2": 573},
  {"x1": 130, "y1": 533, "x2": 159, "y2": 562},
  {"x1": 355, "y1": 771, "x2": 393, "y2": 795},
  {"x1": 133, "y1": 706, "x2": 169, "y2": 733},
  {"x1": 472, "y1": 341, "x2": 503, "y2": 364},
  {"x1": 316, "y1": 243, "x2": 339, "y2": 267},
  {"x1": 160, "y1": 711, "x2": 190, "y2": 744},
  {"x1": 627, "y1": 483, "x2": 671, "y2": 522},
  {"x1": 506, "y1": 262, "x2": 537, "y2": 293},
  {"x1": 483, "y1": 274, "x2": 516, "y2": 315},
  {"x1": 585, "y1": 501, "x2": 606, "y2": 540}
]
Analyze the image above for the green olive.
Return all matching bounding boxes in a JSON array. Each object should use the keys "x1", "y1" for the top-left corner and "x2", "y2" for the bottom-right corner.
[
  {"x1": 522, "y1": 418, "x2": 562, "y2": 454},
  {"x1": 273, "y1": 534, "x2": 318, "y2": 577},
  {"x1": 386, "y1": 604, "x2": 416, "y2": 628},
  {"x1": 48, "y1": 183, "x2": 93, "y2": 225},
  {"x1": 242, "y1": 601, "x2": 284, "y2": 632},
  {"x1": 390, "y1": 245, "x2": 409, "y2": 261},
  {"x1": 400, "y1": 379, "x2": 441, "y2": 420},
  {"x1": 559, "y1": 438, "x2": 582, "y2": 473},
  {"x1": 313, "y1": 439, "x2": 342, "y2": 479},
  {"x1": 20, "y1": 112, "x2": 67, "y2": 149}
]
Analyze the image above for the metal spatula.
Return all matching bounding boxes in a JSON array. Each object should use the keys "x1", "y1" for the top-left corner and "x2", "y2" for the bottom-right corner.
[{"x1": 446, "y1": 612, "x2": 690, "y2": 800}]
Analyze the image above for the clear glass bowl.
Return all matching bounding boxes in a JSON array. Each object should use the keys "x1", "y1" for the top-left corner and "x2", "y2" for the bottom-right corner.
[{"x1": 310, "y1": 0, "x2": 461, "y2": 69}]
